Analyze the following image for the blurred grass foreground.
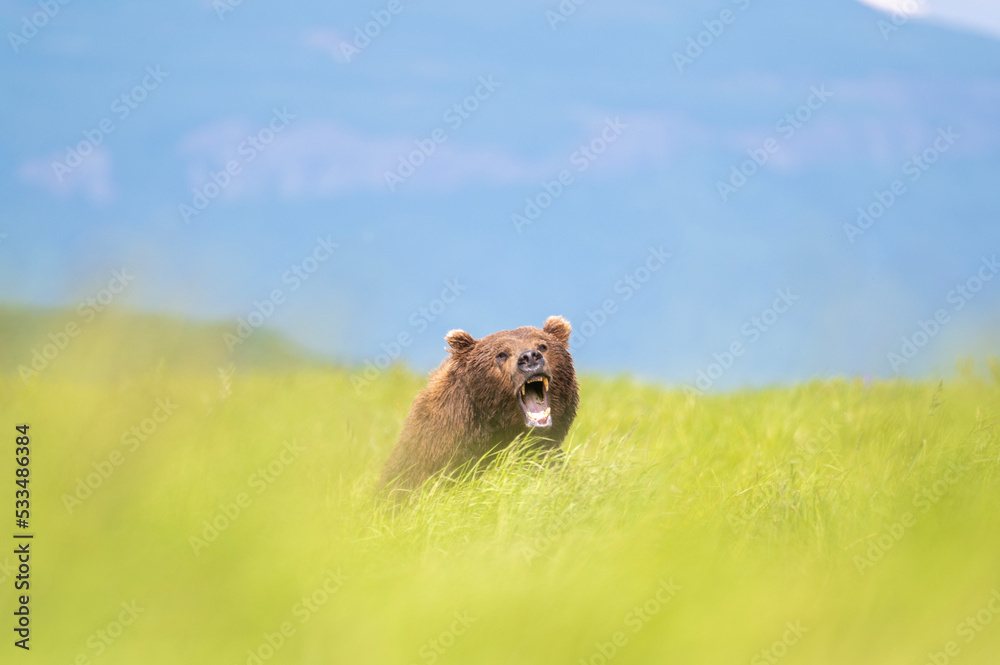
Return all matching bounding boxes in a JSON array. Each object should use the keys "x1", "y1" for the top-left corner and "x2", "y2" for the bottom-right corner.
[{"x1": 1, "y1": 306, "x2": 999, "y2": 664}]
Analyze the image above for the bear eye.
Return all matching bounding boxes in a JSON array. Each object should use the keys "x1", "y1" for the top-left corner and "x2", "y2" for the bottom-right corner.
[
  {"x1": 495, "y1": 352, "x2": 510, "y2": 364},
  {"x1": 537, "y1": 343, "x2": 547, "y2": 352}
]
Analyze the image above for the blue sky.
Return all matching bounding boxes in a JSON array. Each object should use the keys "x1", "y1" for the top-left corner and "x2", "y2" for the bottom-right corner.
[{"x1": 2, "y1": 0, "x2": 999, "y2": 390}]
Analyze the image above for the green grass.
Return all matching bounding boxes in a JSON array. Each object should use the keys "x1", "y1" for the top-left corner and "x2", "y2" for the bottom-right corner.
[{"x1": 2, "y1": 352, "x2": 999, "y2": 664}]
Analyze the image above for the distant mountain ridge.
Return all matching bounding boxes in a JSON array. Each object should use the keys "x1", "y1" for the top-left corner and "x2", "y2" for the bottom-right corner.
[{"x1": 0, "y1": 304, "x2": 324, "y2": 380}]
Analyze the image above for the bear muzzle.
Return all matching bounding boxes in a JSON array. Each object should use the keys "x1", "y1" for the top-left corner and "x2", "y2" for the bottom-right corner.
[{"x1": 517, "y1": 373, "x2": 551, "y2": 428}]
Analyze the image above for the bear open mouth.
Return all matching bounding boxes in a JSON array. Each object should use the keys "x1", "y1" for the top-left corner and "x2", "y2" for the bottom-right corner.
[{"x1": 518, "y1": 375, "x2": 551, "y2": 428}]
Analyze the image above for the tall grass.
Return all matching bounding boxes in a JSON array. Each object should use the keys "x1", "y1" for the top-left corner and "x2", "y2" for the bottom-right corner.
[{"x1": 1, "y1": 363, "x2": 998, "y2": 664}]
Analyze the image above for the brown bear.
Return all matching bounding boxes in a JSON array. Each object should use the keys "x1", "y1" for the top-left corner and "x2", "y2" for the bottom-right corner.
[{"x1": 379, "y1": 315, "x2": 579, "y2": 496}]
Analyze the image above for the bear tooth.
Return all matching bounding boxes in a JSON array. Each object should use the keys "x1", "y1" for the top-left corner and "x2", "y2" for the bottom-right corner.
[
  {"x1": 543, "y1": 377, "x2": 548, "y2": 392},
  {"x1": 521, "y1": 384, "x2": 526, "y2": 396}
]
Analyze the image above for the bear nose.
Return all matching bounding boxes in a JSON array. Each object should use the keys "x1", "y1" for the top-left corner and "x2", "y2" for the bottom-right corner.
[{"x1": 517, "y1": 350, "x2": 544, "y2": 373}]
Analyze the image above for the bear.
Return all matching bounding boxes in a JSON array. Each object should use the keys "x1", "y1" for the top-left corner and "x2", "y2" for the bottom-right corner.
[{"x1": 379, "y1": 315, "x2": 579, "y2": 497}]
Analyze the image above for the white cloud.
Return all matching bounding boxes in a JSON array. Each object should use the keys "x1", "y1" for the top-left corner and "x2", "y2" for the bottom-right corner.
[
  {"x1": 302, "y1": 28, "x2": 351, "y2": 63},
  {"x1": 716, "y1": 75, "x2": 1000, "y2": 172},
  {"x1": 857, "y1": 0, "x2": 1000, "y2": 39},
  {"x1": 929, "y1": 0, "x2": 1000, "y2": 38},
  {"x1": 19, "y1": 147, "x2": 116, "y2": 204},
  {"x1": 176, "y1": 115, "x2": 683, "y2": 199},
  {"x1": 856, "y1": 0, "x2": 930, "y2": 16}
]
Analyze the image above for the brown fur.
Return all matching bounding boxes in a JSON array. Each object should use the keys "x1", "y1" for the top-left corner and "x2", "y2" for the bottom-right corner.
[{"x1": 379, "y1": 315, "x2": 579, "y2": 496}]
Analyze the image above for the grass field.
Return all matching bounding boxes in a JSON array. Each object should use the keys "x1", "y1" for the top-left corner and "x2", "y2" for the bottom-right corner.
[{"x1": 2, "y1": 330, "x2": 999, "y2": 664}]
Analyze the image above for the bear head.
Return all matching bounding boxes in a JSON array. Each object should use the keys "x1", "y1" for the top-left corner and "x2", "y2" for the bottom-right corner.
[{"x1": 443, "y1": 315, "x2": 578, "y2": 436}]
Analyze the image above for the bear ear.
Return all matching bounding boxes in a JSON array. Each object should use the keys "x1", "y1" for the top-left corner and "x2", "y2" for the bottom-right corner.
[
  {"x1": 542, "y1": 315, "x2": 571, "y2": 345},
  {"x1": 445, "y1": 329, "x2": 476, "y2": 353}
]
